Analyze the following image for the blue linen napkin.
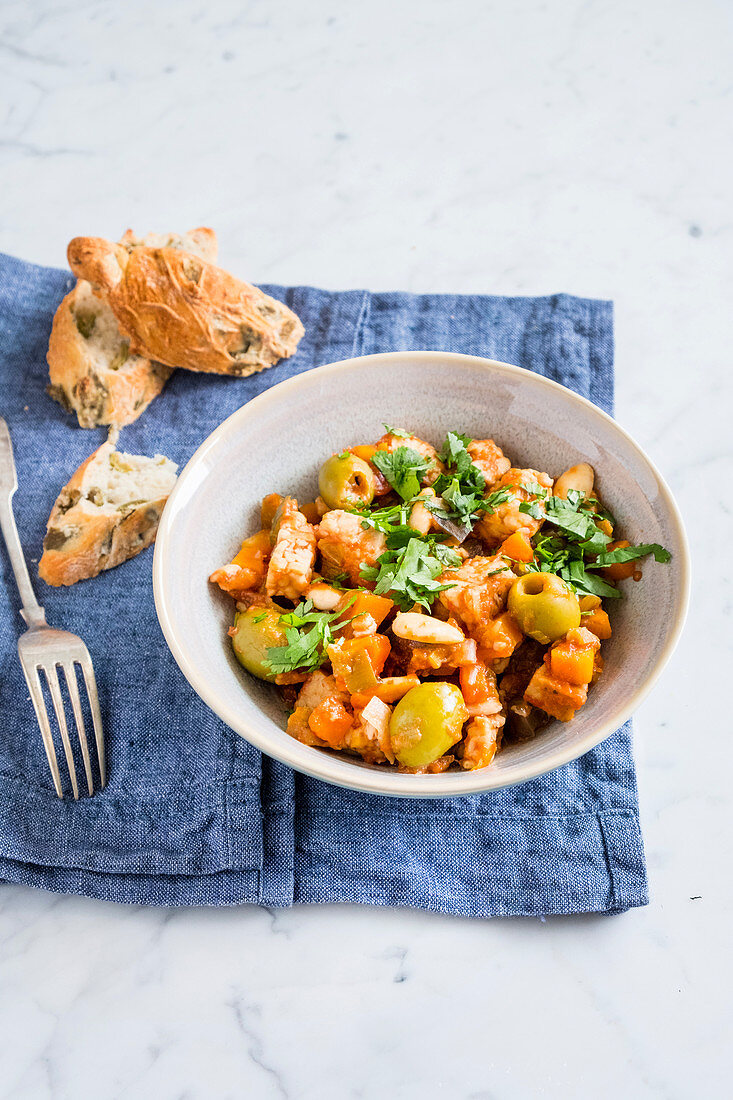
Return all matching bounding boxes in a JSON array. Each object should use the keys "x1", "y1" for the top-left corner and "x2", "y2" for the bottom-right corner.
[{"x1": 0, "y1": 251, "x2": 647, "y2": 916}]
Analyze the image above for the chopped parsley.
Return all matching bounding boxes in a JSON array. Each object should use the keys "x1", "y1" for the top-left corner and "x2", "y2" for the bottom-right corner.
[
  {"x1": 360, "y1": 535, "x2": 461, "y2": 612},
  {"x1": 358, "y1": 500, "x2": 412, "y2": 535},
  {"x1": 382, "y1": 423, "x2": 411, "y2": 438},
  {"x1": 594, "y1": 543, "x2": 671, "y2": 566},
  {"x1": 428, "y1": 431, "x2": 499, "y2": 529},
  {"x1": 527, "y1": 490, "x2": 670, "y2": 599},
  {"x1": 438, "y1": 431, "x2": 475, "y2": 472},
  {"x1": 435, "y1": 432, "x2": 484, "y2": 493},
  {"x1": 264, "y1": 599, "x2": 354, "y2": 675},
  {"x1": 372, "y1": 446, "x2": 430, "y2": 501}
]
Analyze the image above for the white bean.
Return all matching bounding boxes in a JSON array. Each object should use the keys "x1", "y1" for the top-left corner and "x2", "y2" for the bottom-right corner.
[
  {"x1": 554, "y1": 462, "x2": 595, "y2": 500},
  {"x1": 306, "y1": 583, "x2": 343, "y2": 610},
  {"x1": 392, "y1": 612, "x2": 465, "y2": 645},
  {"x1": 409, "y1": 489, "x2": 436, "y2": 535}
]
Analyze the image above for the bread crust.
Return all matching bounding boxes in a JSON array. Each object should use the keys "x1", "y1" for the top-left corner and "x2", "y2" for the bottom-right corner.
[
  {"x1": 119, "y1": 226, "x2": 218, "y2": 262},
  {"x1": 47, "y1": 286, "x2": 172, "y2": 428},
  {"x1": 38, "y1": 444, "x2": 175, "y2": 587},
  {"x1": 48, "y1": 227, "x2": 219, "y2": 428},
  {"x1": 67, "y1": 237, "x2": 305, "y2": 377}
]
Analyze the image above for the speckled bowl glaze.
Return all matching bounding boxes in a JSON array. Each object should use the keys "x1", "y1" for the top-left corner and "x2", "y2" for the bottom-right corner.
[{"x1": 153, "y1": 352, "x2": 690, "y2": 797}]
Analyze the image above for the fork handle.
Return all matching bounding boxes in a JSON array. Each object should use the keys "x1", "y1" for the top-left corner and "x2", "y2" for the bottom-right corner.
[{"x1": 0, "y1": 418, "x2": 47, "y2": 629}]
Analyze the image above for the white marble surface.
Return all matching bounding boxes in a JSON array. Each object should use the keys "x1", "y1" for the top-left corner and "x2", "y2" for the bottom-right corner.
[{"x1": 1, "y1": 1, "x2": 731, "y2": 1097}]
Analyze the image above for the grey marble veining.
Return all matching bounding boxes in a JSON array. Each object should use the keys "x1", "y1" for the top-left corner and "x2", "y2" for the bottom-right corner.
[{"x1": 0, "y1": 0, "x2": 731, "y2": 1097}]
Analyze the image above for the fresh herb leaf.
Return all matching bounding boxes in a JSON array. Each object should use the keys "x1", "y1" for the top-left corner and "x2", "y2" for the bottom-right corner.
[
  {"x1": 430, "y1": 432, "x2": 517, "y2": 529},
  {"x1": 433, "y1": 477, "x2": 483, "y2": 527},
  {"x1": 518, "y1": 500, "x2": 544, "y2": 520},
  {"x1": 361, "y1": 535, "x2": 461, "y2": 611},
  {"x1": 435, "y1": 432, "x2": 484, "y2": 491},
  {"x1": 481, "y1": 486, "x2": 512, "y2": 513},
  {"x1": 564, "y1": 561, "x2": 621, "y2": 599},
  {"x1": 523, "y1": 480, "x2": 549, "y2": 500},
  {"x1": 372, "y1": 446, "x2": 430, "y2": 501},
  {"x1": 527, "y1": 488, "x2": 669, "y2": 601},
  {"x1": 252, "y1": 612, "x2": 267, "y2": 624},
  {"x1": 439, "y1": 431, "x2": 473, "y2": 467},
  {"x1": 264, "y1": 599, "x2": 353, "y2": 675},
  {"x1": 382, "y1": 424, "x2": 411, "y2": 438},
  {"x1": 577, "y1": 528, "x2": 613, "y2": 555},
  {"x1": 542, "y1": 495, "x2": 599, "y2": 540},
  {"x1": 592, "y1": 543, "x2": 672, "y2": 567}
]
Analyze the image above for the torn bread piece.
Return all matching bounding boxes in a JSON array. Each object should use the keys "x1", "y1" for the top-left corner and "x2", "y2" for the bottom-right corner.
[
  {"x1": 47, "y1": 227, "x2": 218, "y2": 429},
  {"x1": 66, "y1": 236, "x2": 305, "y2": 377},
  {"x1": 38, "y1": 441, "x2": 178, "y2": 586},
  {"x1": 118, "y1": 227, "x2": 218, "y2": 261}
]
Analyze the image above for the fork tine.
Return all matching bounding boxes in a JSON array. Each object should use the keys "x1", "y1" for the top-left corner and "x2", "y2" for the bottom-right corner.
[
  {"x1": 80, "y1": 655, "x2": 105, "y2": 787},
  {"x1": 21, "y1": 664, "x2": 63, "y2": 798},
  {"x1": 63, "y1": 662, "x2": 93, "y2": 796},
  {"x1": 44, "y1": 664, "x2": 79, "y2": 801}
]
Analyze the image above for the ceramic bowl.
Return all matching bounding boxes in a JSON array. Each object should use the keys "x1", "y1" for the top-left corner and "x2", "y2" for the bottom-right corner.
[{"x1": 152, "y1": 352, "x2": 689, "y2": 797}]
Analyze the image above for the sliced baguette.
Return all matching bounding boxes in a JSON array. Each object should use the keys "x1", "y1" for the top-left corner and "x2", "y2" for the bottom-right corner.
[
  {"x1": 38, "y1": 441, "x2": 178, "y2": 586},
  {"x1": 47, "y1": 227, "x2": 218, "y2": 429},
  {"x1": 66, "y1": 237, "x2": 305, "y2": 377}
]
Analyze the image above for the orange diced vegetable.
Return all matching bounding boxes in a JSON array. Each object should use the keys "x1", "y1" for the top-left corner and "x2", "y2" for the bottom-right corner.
[
  {"x1": 261, "y1": 493, "x2": 284, "y2": 529},
  {"x1": 210, "y1": 529, "x2": 271, "y2": 597},
  {"x1": 232, "y1": 529, "x2": 271, "y2": 569},
  {"x1": 601, "y1": 540, "x2": 636, "y2": 581},
  {"x1": 308, "y1": 698, "x2": 353, "y2": 747},
  {"x1": 582, "y1": 608, "x2": 612, "y2": 639},
  {"x1": 549, "y1": 627, "x2": 600, "y2": 685},
  {"x1": 481, "y1": 612, "x2": 524, "y2": 661},
  {"x1": 459, "y1": 662, "x2": 492, "y2": 706},
  {"x1": 300, "y1": 502, "x2": 321, "y2": 524},
  {"x1": 524, "y1": 663, "x2": 587, "y2": 722},
  {"x1": 328, "y1": 634, "x2": 391, "y2": 691},
  {"x1": 338, "y1": 591, "x2": 394, "y2": 631},
  {"x1": 351, "y1": 444, "x2": 378, "y2": 463},
  {"x1": 499, "y1": 531, "x2": 535, "y2": 563},
  {"x1": 550, "y1": 643, "x2": 595, "y2": 685}
]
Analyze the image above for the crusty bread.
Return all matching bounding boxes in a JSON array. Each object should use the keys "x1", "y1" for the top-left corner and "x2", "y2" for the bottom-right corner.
[
  {"x1": 118, "y1": 227, "x2": 218, "y2": 262},
  {"x1": 47, "y1": 283, "x2": 173, "y2": 429},
  {"x1": 66, "y1": 237, "x2": 305, "y2": 377},
  {"x1": 47, "y1": 228, "x2": 218, "y2": 428},
  {"x1": 38, "y1": 441, "x2": 178, "y2": 586}
]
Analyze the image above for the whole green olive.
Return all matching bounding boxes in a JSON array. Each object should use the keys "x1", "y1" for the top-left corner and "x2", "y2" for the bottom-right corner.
[
  {"x1": 231, "y1": 606, "x2": 287, "y2": 682},
  {"x1": 507, "y1": 572, "x2": 581, "y2": 644},
  {"x1": 389, "y1": 682, "x2": 468, "y2": 768},
  {"x1": 318, "y1": 453, "x2": 376, "y2": 510}
]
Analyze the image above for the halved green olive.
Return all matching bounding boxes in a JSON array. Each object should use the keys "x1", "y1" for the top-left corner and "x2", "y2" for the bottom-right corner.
[
  {"x1": 507, "y1": 572, "x2": 581, "y2": 644},
  {"x1": 318, "y1": 453, "x2": 376, "y2": 510},
  {"x1": 231, "y1": 607, "x2": 287, "y2": 682},
  {"x1": 389, "y1": 682, "x2": 468, "y2": 768}
]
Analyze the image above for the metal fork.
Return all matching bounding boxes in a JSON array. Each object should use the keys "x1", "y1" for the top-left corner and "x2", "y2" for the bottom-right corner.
[{"x1": 0, "y1": 417, "x2": 105, "y2": 798}]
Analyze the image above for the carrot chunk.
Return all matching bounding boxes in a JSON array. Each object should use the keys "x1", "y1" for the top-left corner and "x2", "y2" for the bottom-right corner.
[
  {"x1": 308, "y1": 698, "x2": 354, "y2": 747},
  {"x1": 550, "y1": 644, "x2": 595, "y2": 685},
  {"x1": 499, "y1": 531, "x2": 535, "y2": 563},
  {"x1": 581, "y1": 608, "x2": 612, "y2": 640},
  {"x1": 459, "y1": 662, "x2": 492, "y2": 706}
]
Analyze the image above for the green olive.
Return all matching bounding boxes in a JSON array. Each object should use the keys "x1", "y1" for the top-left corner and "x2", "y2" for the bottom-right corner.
[
  {"x1": 318, "y1": 453, "x2": 376, "y2": 510},
  {"x1": 507, "y1": 572, "x2": 581, "y2": 644},
  {"x1": 390, "y1": 682, "x2": 468, "y2": 768},
  {"x1": 231, "y1": 607, "x2": 287, "y2": 682}
]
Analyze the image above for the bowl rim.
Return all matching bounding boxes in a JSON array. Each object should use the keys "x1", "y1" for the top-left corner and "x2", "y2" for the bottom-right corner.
[{"x1": 152, "y1": 351, "x2": 691, "y2": 798}]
